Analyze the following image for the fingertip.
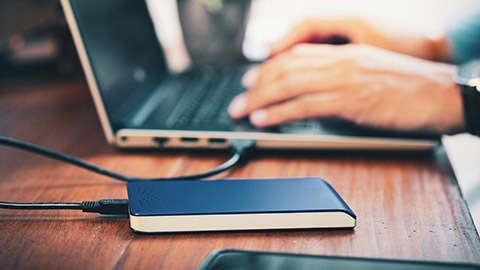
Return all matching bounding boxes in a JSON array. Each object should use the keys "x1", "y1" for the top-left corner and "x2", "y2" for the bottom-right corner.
[
  {"x1": 241, "y1": 68, "x2": 259, "y2": 88},
  {"x1": 228, "y1": 94, "x2": 248, "y2": 118},
  {"x1": 250, "y1": 109, "x2": 269, "y2": 127}
]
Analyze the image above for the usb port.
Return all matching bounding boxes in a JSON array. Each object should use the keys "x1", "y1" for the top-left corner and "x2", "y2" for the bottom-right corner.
[
  {"x1": 180, "y1": 137, "x2": 199, "y2": 143},
  {"x1": 153, "y1": 137, "x2": 169, "y2": 144},
  {"x1": 208, "y1": 138, "x2": 227, "y2": 144}
]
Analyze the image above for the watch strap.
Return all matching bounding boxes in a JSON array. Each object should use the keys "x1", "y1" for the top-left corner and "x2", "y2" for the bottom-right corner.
[{"x1": 460, "y1": 85, "x2": 480, "y2": 135}]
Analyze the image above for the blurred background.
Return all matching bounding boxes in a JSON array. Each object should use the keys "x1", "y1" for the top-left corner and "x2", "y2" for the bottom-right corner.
[
  {"x1": 148, "y1": 0, "x2": 480, "y2": 71},
  {"x1": 0, "y1": 0, "x2": 82, "y2": 82},
  {"x1": 2, "y1": 0, "x2": 480, "y2": 80}
]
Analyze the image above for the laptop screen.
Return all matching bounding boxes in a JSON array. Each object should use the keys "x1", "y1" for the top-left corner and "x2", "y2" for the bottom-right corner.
[{"x1": 69, "y1": 0, "x2": 167, "y2": 130}]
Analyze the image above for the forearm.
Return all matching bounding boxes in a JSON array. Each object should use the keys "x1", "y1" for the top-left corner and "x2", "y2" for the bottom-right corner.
[{"x1": 363, "y1": 22, "x2": 451, "y2": 62}]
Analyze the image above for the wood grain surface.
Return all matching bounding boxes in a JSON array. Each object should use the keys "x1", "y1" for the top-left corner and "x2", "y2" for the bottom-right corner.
[{"x1": 0, "y1": 79, "x2": 479, "y2": 269}]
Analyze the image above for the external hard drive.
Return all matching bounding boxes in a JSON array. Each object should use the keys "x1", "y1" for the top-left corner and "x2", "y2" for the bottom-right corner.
[{"x1": 126, "y1": 177, "x2": 356, "y2": 233}]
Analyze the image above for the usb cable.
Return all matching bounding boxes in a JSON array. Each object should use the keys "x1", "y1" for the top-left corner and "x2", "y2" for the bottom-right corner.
[{"x1": 0, "y1": 199, "x2": 129, "y2": 215}]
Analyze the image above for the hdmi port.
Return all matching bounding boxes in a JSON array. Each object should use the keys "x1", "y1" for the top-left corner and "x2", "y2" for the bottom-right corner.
[
  {"x1": 208, "y1": 138, "x2": 227, "y2": 144},
  {"x1": 180, "y1": 137, "x2": 199, "y2": 143}
]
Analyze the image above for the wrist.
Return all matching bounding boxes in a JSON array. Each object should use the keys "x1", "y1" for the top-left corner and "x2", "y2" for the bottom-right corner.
[
  {"x1": 448, "y1": 83, "x2": 467, "y2": 133},
  {"x1": 428, "y1": 64, "x2": 465, "y2": 134},
  {"x1": 454, "y1": 60, "x2": 480, "y2": 135},
  {"x1": 438, "y1": 76, "x2": 466, "y2": 134}
]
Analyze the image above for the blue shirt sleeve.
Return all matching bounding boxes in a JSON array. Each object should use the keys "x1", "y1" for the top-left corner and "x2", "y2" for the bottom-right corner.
[{"x1": 446, "y1": 11, "x2": 480, "y2": 64}]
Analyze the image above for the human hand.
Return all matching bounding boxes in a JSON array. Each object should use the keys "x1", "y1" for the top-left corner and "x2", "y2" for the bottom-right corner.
[
  {"x1": 269, "y1": 17, "x2": 450, "y2": 62},
  {"x1": 228, "y1": 44, "x2": 465, "y2": 134}
]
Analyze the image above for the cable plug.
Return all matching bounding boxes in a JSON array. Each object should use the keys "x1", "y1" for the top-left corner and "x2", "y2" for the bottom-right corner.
[
  {"x1": 230, "y1": 138, "x2": 256, "y2": 159},
  {"x1": 81, "y1": 199, "x2": 129, "y2": 215}
]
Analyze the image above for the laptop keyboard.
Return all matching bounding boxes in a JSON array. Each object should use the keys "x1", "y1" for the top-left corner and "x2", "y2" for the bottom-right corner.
[{"x1": 165, "y1": 67, "x2": 246, "y2": 129}]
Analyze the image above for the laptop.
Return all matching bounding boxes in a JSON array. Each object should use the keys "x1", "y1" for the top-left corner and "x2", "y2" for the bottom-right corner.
[{"x1": 60, "y1": 0, "x2": 439, "y2": 151}]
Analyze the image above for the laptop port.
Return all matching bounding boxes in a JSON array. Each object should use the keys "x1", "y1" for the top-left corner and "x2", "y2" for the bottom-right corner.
[
  {"x1": 153, "y1": 137, "x2": 169, "y2": 144},
  {"x1": 180, "y1": 137, "x2": 199, "y2": 143},
  {"x1": 208, "y1": 138, "x2": 227, "y2": 144}
]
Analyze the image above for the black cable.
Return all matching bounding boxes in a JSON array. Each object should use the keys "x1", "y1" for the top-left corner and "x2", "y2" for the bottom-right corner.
[
  {"x1": 0, "y1": 199, "x2": 129, "y2": 215},
  {"x1": 0, "y1": 201, "x2": 82, "y2": 210},
  {"x1": 0, "y1": 136, "x2": 255, "y2": 181},
  {"x1": 0, "y1": 136, "x2": 255, "y2": 214}
]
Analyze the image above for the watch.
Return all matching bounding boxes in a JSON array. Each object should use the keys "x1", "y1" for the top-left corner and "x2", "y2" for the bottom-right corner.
[{"x1": 454, "y1": 59, "x2": 480, "y2": 135}]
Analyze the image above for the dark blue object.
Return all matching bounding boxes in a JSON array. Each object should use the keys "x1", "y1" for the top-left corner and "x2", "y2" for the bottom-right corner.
[{"x1": 127, "y1": 177, "x2": 355, "y2": 218}]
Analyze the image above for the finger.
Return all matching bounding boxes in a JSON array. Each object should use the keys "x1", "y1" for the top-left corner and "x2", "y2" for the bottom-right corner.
[
  {"x1": 248, "y1": 44, "x2": 343, "y2": 90},
  {"x1": 241, "y1": 67, "x2": 260, "y2": 88},
  {"x1": 249, "y1": 91, "x2": 344, "y2": 127},
  {"x1": 255, "y1": 46, "x2": 353, "y2": 90},
  {"x1": 228, "y1": 94, "x2": 248, "y2": 118},
  {"x1": 242, "y1": 52, "x2": 296, "y2": 88},
  {"x1": 230, "y1": 67, "x2": 348, "y2": 119},
  {"x1": 269, "y1": 17, "x2": 363, "y2": 57},
  {"x1": 269, "y1": 19, "x2": 318, "y2": 56}
]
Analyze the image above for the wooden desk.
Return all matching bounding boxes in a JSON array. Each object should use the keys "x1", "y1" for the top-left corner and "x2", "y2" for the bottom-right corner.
[{"x1": 0, "y1": 79, "x2": 479, "y2": 269}]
